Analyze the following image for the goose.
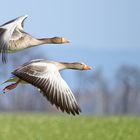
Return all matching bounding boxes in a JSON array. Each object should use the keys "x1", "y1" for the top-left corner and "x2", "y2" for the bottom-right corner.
[
  {"x1": 2, "y1": 59, "x2": 92, "y2": 115},
  {"x1": 0, "y1": 15, "x2": 70, "y2": 63}
]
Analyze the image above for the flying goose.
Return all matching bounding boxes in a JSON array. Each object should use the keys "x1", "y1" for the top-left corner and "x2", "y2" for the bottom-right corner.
[
  {"x1": 2, "y1": 59, "x2": 92, "y2": 115},
  {"x1": 0, "y1": 15, "x2": 70, "y2": 63}
]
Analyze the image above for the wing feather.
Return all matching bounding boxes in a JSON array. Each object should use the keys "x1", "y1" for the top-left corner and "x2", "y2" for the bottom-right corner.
[
  {"x1": 12, "y1": 64, "x2": 81, "y2": 115},
  {"x1": 0, "y1": 28, "x2": 9, "y2": 63},
  {"x1": 0, "y1": 15, "x2": 28, "y2": 63}
]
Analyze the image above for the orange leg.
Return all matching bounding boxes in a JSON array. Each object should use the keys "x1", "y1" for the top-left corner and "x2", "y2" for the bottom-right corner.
[{"x1": 3, "y1": 79, "x2": 21, "y2": 93}]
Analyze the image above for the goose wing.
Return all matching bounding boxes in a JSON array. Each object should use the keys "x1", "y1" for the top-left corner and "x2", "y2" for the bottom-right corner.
[
  {"x1": 0, "y1": 15, "x2": 28, "y2": 63},
  {"x1": 12, "y1": 62, "x2": 81, "y2": 115}
]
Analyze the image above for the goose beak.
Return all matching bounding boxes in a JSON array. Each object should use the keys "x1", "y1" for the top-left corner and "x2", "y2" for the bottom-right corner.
[
  {"x1": 83, "y1": 65, "x2": 92, "y2": 70},
  {"x1": 66, "y1": 39, "x2": 70, "y2": 43},
  {"x1": 62, "y1": 38, "x2": 70, "y2": 43}
]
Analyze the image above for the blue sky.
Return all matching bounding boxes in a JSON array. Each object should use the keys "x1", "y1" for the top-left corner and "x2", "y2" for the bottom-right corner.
[
  {"x1": 1, "y1": 0, "x2": 140, "y2": 49},
  {"x1": 0, "y1": 0, "x2": 140, "y2": 89},
  {"x1": 0, "y1": 0, "x2": 140, "y2": 115}
]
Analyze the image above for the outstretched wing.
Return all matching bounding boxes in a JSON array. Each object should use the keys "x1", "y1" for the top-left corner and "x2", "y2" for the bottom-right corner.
[
  {"x1": 0, "y1": 28, "x2": 9, "y2": 63},
  {"x1": 12, "y1": 62, "x2": 81, "y2": 115},
  {"x1": 0, "y1": 15, "x2": 28, "y2": 63}
]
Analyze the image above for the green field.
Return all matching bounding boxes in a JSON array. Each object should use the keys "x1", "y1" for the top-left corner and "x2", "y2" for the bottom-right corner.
[{"x1": 0, "y1": 113, "x2": 139, "y2": 140}]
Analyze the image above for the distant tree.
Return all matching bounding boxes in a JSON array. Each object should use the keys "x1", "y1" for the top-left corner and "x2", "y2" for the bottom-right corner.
[
  {"x1": 75, "y1": 68, "x2": 110, "y2": 114},
  {"x1": 115, "y1": 65, "x2": 140, "y2": 114}
]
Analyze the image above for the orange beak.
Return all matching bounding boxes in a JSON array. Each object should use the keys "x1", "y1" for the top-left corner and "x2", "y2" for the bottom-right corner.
[
  {"x1": 83, "y1": 65, "x2": 92, "y2": 70},
  {"x1": 62, "y1": 38, "x2": 70, "y2": 43},
  {"x1": 65, "y1": 39, "x2": 70, "y2": 43}
]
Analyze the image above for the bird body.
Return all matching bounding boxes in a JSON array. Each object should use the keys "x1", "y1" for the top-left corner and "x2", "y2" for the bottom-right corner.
[
  {"x1": 0, "y1": 15, "x2": 69, "y2": 63},
  {"x1": 3, "y1": 59, "x2": 91, "y2": 115},
  {"x1": 0, "y1": 15, "x2": 92, "y2": 116}
]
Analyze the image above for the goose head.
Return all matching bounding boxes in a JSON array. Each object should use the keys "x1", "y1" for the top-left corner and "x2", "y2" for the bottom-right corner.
[
  {"x1": 70, "y1": 62, "x2": 92, "y2": 70},
  {"x1": 51, "y1": 37, "x2": 70, "y2": 44},
  {"x1": 55, "y1": 62, "x2": 92, "y2": 71}
]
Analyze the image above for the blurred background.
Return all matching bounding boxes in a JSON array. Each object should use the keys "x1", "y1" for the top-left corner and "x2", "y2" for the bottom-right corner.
[{"x1": 0, "y1": 0, "x2": 140, "y2": 115}]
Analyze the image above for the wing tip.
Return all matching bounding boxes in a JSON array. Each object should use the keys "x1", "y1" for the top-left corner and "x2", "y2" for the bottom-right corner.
[
  {"x1": 58, "y1": 104, "x2": 82, "y2": 116},
  {"x1": 19, "y1": 14, "x2": 28, "y2": 19},
  {"x1": 23, "y1": 14, "x2": 28, "y2": 19},
  {"x1": 2, "y1": 54, "x2": 8, "y2": 64}
]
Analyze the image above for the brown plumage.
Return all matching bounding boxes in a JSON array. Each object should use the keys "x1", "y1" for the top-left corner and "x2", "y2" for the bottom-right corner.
[
  {"x1": 0, "y1": 15, "x2": 70, "y2": 63},
  {"x1": 3, "y1": 59, "x2": 92, "y2": 115}
]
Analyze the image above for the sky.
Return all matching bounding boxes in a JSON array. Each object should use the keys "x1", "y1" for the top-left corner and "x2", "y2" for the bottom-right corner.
[
  {"x1": 0, "y1": 0, "x2": 140, "y2": 89},
  {"x1": 0, "y1": 0, "x2": 140, "y2": 50}
]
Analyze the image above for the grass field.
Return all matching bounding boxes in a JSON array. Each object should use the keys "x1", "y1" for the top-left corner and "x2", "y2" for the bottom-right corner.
[{"x1": 0, "y1": 113, "x2": 139, "y2": 140}]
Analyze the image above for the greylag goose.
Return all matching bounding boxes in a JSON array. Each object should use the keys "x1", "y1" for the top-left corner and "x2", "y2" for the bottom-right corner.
[
  {"x1": 2, "y1": 59, "x2": 92, "y2": 115},
  {"x1": 0, "y1": 15, "x2": 70, "y2": 63}
]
